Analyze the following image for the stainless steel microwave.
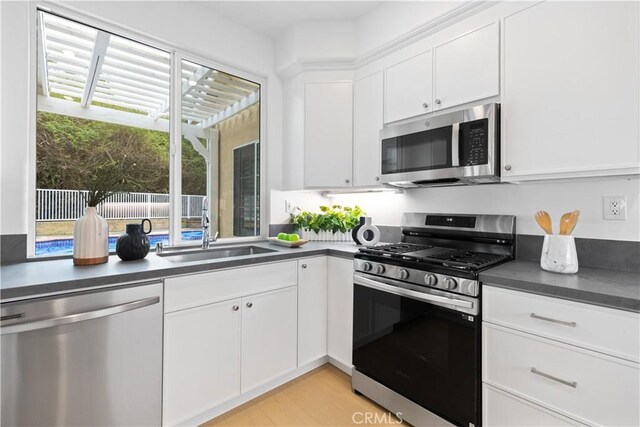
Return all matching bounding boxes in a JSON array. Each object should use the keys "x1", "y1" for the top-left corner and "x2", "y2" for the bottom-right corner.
[{"x1": 380, "y1": 103, "x2": 500, "y2": 188}]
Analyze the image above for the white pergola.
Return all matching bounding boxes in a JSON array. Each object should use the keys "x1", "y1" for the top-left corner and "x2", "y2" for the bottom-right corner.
[
  {"x1": 37, "y1": 12, "x2": 260, "y2": 139},
  {"x1": 36, "y1": 11, "x2": 262, "y2": 241}
]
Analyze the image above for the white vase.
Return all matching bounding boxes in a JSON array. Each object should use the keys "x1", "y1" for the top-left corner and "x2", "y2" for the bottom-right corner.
[
  {"x1": 73, "y1": 206, "x2": 109, "y2": 266},
  {"x1": 540, "y1": 235, "x2": 578, "y2": 274}
]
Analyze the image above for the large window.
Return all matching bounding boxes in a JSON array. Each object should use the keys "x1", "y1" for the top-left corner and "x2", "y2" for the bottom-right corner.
[{"x1": 34, "y1": 11, "x2": 262, "y2": 256}]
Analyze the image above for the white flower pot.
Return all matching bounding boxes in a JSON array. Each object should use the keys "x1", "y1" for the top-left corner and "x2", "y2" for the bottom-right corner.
[
  {"x1": 299, "y1": 230, "x2": 352, "y2": 242},
  {"x1": 73, "y1": 206, "x2": 109, "y2": 266}
]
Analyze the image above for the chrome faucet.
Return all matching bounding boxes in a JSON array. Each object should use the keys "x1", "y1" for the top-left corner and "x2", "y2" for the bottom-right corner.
[{"x1": 201, "y1": 203, "x2": 219, "y2": 249}]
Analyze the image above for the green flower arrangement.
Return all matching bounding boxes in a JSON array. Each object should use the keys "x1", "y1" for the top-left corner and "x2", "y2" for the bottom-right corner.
[{"x1": 290, "y1": 205, "x2": 365, "y2": 234}]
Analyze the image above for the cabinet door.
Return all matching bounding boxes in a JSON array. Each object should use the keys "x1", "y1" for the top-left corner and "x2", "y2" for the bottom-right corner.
[
  {"x1": 241, "y1": 286, "x2": 297, "y2": 392},
  {"x1": 327, "y1": 257, "x2": 354, "y2": 370},
  {"x1": 502, "y1": 2, "x2": 639, "y2": 180},
  {"x1": 483, "y1": 384, "x2": 584, "y2": 427},
  {"x1": 163, "y1": 299, "x2": 241, "y2": 426},
  {"x1": 434, "y1": 22, "x2": 499, "y2": 111},
  {"x1": 305, "y1": 81, "x2": 353, "y2": 188},
  {"x1": 354, "y1": 71, "x2": 384, "y2": 187},
  {"x1": 297, "y1": 257, "x2": 328, "y2": 366},
  {"x1": 385, "y1": 50, "x2": 433, "y2": 123}
]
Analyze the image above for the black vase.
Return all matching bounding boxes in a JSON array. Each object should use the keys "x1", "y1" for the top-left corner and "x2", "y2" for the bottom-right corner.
[{"x1": 116, "y1": 219, "x2": 152, "y2": 261}]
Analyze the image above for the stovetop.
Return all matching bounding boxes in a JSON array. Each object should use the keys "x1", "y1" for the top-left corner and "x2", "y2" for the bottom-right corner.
[{"x1": 357, "y1": 242, "x2": 511, "y2": 272}]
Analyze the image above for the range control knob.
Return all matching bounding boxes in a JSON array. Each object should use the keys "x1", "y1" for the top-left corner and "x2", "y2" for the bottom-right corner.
[
  {"x1": 361, "y1": 262, "x2": 372, "y2": 272},
  {"x1": 444, "y1": 277, "x2": 458, "y2": 290},
  {"x1": 398, "y1": 269, "x2": 409, "y2": 280},
  {"x1": 424, "y1": 274, "x2": 438, "y2": 286},
  {"x1": 375, "y1": 265, "x2": 386, "y2": 275}
]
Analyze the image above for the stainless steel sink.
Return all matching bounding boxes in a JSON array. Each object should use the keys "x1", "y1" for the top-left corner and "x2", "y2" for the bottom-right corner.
[{"x1": 157, "y1": 245, "x2": 277, "y2": 263}]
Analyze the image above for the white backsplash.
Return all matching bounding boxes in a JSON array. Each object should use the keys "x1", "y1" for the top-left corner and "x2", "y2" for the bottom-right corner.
[{"x1": 323, "y1": 177, "x2": 640, "y2": 242}]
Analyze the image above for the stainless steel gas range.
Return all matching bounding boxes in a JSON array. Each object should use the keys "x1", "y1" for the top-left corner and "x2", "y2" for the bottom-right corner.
[{"x1": 352, "y1": 213, "x2": 516, "y2": 427}]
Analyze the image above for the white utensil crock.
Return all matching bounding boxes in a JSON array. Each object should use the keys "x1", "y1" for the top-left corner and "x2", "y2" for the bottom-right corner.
[
  {"x1": 540, "y1": 235, "x2": 578, "y2": 274},
  {"x1": 73, "y1": 206, "x2": 109, "y2": 266}
]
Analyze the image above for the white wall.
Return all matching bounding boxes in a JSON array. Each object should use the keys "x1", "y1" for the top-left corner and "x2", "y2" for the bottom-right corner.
[
  {"x1": 328, "y1": 178, "x2": 640, "y2": 242},
  {"x1": 355, "y1": 1, "x2": 467, "y2": 57},
  {"x1": 275, "y1": 20, "x2": 356, "y2": 76},
  {"x1": 0, "y1": 1, "x2": 30, "y2": 235},
  {"x1": 269, "y1": 190, "x2": 327, "y2": 225},
  {"x1": 0, "y1": 1, "x2": 284, "y2": 236}
]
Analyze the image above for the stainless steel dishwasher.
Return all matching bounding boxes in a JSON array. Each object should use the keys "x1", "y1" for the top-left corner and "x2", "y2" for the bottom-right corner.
[{"x1": 1, "y1": 281, "x2": 163, "y2": 426}]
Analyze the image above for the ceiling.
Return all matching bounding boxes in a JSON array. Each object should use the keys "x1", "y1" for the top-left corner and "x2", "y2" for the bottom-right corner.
[{"x1": 201, "y1": 1, "x2": 383, "y2": 38}]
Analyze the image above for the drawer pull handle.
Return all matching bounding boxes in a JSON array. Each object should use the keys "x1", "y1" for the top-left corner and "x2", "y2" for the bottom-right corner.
[
  {"x1": 530, "y1": 367, "x2": 577, "y2": 388},
  {"x1": 530, "y1": 313, "x2": 576, "y2": 327}
]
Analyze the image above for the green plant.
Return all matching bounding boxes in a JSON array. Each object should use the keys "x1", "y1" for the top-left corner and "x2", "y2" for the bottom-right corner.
[
  {"x1": 290, "y1": 205, "x2": 365, "y2": 233},
  {"x1": 79, "y1": 154, "x2": 141, "y2": 207}
]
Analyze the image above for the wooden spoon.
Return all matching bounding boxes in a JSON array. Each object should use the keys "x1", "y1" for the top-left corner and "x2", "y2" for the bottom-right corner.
[
  {"x1": 559, "y1": 212, "x2": 572, "y2": 235},
  {"x1": 559, "y1": 210, "x2": 580, "y2": 235},
  {"x1": 535, "y1": 210, "x2": 553, "y2": 234},
  {"x1": 566, "y1": 210, "x2": 580, "y2": 235}
]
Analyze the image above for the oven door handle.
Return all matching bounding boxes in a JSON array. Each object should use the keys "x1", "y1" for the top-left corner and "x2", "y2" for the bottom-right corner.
[{"x1": 354, "y1": 275, "x2": 473, "y2": 310}]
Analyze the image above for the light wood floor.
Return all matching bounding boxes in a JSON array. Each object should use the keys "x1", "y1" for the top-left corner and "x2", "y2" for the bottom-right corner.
[{"x1": 203, "y1": 364, "x2": 410, "y2": 426}]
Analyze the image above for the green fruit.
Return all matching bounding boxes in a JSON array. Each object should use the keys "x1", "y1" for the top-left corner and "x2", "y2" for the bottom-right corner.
[
  {"x1": 287, "y1": 233, "x2": 300, "y2": 242},
  {"x1": 277, "y1": 232, "x2": 288, "y2": 240}
]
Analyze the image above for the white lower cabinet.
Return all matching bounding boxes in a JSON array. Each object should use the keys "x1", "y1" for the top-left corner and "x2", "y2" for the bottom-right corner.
[
  {"x1": 163, "y1": 299, "x2": 241, "y2": 426},
  {"x1": 483, "y1": 285, "x2": 640, "y2": 426},
  {"x1": 483, "y1": 384, "x2": 584, "y2": 427},
  {"x1": 297, "y1": 257, "x2": 328, "y2": 366},
  {"x1": 162, "y1": 262, "x2": 299, "y2": 425},
  {"x1": 327, "y1": 256, "x2": 354, "y2": 371},
  {"x1": 241, "y1": 286, "x2": 297, "y2": 392}
]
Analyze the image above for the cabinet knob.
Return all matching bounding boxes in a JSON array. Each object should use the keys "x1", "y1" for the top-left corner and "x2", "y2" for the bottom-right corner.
[
  {"x1": 246, "y1": 302, "x2": 253, "y2": 308},
  {"x1": 345, "y1": 178, "x2": 350, "y2": 184},
  {"x1": 301, "y1": 264, "x2": 307, "y2": 269},
  {"x1": 232, "y1": 305, "x2": 239, "y2": 311},
  {"x1": 504, "y1": 164, "x2": 512, "y2": 171},
  {"x1": 422, "y1": 102, "x2": 429, "y2": 109},
  {"x1": 375, "y1": 176, "x2": 380, "y2": 181},
  {"x1": 435, "y1": 99, "x2": 442, "y2": 105}
]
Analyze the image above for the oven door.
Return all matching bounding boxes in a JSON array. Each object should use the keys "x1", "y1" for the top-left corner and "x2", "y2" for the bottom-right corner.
[{"x1": 352, "y1": 273, "x2": 480, "y2": 427}]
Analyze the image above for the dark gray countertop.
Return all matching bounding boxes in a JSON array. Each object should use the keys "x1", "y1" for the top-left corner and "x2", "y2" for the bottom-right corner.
[
  {"x1": 480, "y1": 260, "x2": 640, "y2": 313},
  {"x1": 0, "y1": 241, "x2": 358, "y2": 303}
]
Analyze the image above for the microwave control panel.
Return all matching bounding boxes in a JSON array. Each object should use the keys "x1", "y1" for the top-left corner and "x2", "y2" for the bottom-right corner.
[{"x1": 459, "y1": 119, "x2": 489, "y2": 166}]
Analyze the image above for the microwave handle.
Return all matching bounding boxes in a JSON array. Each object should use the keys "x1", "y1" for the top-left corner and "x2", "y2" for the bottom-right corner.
[{"x1": 451, "y1": 122, "x2": 460, "y2": 167}]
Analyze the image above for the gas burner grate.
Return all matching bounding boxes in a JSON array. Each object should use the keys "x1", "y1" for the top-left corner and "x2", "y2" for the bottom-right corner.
[
  {"x1": 358, "y1": 243, "x2": 432, "y2": 258},
  {"x1": 423, "y1": 250, "x2": 510, "y2": 270}
]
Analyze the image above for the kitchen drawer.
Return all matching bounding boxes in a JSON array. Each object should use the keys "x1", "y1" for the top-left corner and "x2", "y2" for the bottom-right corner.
[
  {"x1": 483, "y1": 384, "x2": 584, "y2": 427},
  {"x1": 164, "y1": 261, "x2": 297, "y2": 313},
  {"x1": 483, "y1": 323, "x2": 640, "y2": 426},
  {"x1": 483, "y1": 286, "x2": 640, "y2": 362}
]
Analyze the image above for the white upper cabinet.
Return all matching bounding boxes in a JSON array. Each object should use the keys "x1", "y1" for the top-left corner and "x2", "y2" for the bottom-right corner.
[
  {"x1": 502, "y1": 1, "x2": 640, "y2": 180},
  {"x1": 353, "y1": 71, "x2": 384, "y2": 186},
  {"x1": 304, "y1": 81, "x2": 354, "y2": 188},
  {"x1": 434, "y1": 22, "x2": 499, "y2": 111},
  {"x1": 384, "y1": 50, "x2": 433, "y2": 124}
]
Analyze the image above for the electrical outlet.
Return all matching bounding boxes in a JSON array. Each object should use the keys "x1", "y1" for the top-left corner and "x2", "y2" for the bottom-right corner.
[
  {"x1": 603, "y1": 196, "x2": 627, "y2": 220},
  {"x1": 284, "y1": 200, "x2": 293, "y2": 213}
]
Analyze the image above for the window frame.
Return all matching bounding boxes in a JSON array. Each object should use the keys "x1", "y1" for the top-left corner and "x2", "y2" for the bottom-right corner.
[{"x1": 27, "y1": 2, "x2": 268, "y2": 257}]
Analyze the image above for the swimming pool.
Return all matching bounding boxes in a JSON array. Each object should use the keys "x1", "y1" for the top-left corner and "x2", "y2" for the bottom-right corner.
[{"x1": 36, "y1": 231, "x2": 203, "y2": 256}]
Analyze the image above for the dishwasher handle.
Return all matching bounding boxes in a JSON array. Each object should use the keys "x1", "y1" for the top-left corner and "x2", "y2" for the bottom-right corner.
[{"x1": 1, "y1": 296, "x2": 160, "y2": 335}]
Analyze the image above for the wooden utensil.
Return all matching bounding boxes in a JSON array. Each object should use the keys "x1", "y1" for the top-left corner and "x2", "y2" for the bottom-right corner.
[
  {"x1": 560, "y1": 210, "x2": 580, "y2": 235},
  {"x1": 559, "y1": 211, "x2": 572, "y2": 235},
  {"x1": 535, "y1": 210, "x2": 553, "y2": 234}
]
